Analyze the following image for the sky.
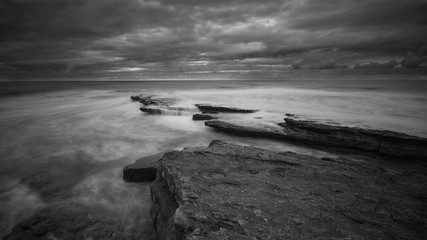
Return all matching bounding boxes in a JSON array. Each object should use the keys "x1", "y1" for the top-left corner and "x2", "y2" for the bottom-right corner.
[{"x1": 1, "y1": 0, "x2": 427, "y2": 79}]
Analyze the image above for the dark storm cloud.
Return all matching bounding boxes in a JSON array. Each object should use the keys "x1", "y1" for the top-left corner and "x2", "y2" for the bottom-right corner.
[
  {"x1": 288, "y1": 1, "x2": 427, "y2": 30},
  {"x1": 1, "y1": 0, "x2": 427, "y2": 77},
  {"x1": 0, "y1": 0, "x2": 177, "y2": 40}
]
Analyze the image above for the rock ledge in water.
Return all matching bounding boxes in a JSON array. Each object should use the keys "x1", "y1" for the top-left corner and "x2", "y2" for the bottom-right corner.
[
  {"x1": 204, "y1": 119, "x2": 427, "y2": 158},
  {"x1": 131, "y1": 95, "x2": 175, "y2": 107},
  {"x1": 150, "y1": 140, "x2": 427, "y2": 239},
  {"x1": 123, "y1": 153, "x2": 164, "y2": 182},
  {"x1": 281, "y1": 118, "x2": 427, "y2": 158},
  {"x1": 192, "y1": 114, "x2": 217, "y2": 121},
  {"x1": 195, "y1": 104, "x2": 258, "y2": 113}
]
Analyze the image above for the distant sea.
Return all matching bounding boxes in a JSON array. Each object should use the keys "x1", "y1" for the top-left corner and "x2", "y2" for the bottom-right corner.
[{"x1": 1, "y1": 79, "x2": 426, "y2": 237}]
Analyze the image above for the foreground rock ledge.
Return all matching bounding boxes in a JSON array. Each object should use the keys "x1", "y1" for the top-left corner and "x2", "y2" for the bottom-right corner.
[{"x1": 150, "y1": 140, "x2": 427, "y2": 240}]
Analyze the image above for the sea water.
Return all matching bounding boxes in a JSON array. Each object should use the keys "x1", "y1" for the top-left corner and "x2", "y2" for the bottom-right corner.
[{"x1": 0, "y1": 79, "x2": 426, "y2": 237}]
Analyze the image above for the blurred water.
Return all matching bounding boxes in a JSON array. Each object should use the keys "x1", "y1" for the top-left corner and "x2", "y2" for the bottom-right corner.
[{"x1": 0, "y1": 79, "x2": 426, "y2": 237}]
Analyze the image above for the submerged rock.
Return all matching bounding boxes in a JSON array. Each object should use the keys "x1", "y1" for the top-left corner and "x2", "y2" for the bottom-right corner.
[
  {"x1": 19, "y1": 157, "x2": 123, "y2": 200},
  {"x1": 140, "y1": 107, "x2": 193, "y2": 116},
  {"x1": 192, "y1": 114, "x2": 217, "y2": 121},
  {"x1": 140, "y1": 107, "x2": 163, "y2": 114},
  {"x1": 204, "y1": 119, "x2": 427, "y2": 158},
  {"x1": 130, "y1": 95, "x2": 141, "y2": 101},
  {"x1": 195, "y1": 104, "x2": 258, "y2": 113},
  {"x1": 150, "y1": 140, "x2": 427, "y2": 240},
  {"x1": 4, "y1": 202, "x2": 154, "y2": 240},
  {"x1": 123, "y1": 153, "x2": 164, "y2": 182}
]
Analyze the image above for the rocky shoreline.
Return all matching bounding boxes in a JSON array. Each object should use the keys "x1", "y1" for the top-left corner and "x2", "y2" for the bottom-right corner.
[
  {"x1": 130, "y1": 140, "x2": 427, "y2": 239},
  {"x1": 6, "y1": 95, "x2": 427, "y2": 240},
  {"x1": 127, "y1": 95, "x2": 427, "y2": 239}
]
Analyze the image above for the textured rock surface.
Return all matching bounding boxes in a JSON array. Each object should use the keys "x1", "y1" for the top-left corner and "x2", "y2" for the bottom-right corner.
[
  {"x1": 123, "y1": 152, "x2": 164, "y2": 182},
  {"x1": 192, "y1": 114, "x2": 217, "y2": 121},
  {"x1": 201, "y1": 111, "x2": 219, "y2": 114},
  {"x1": 205, "y1": 120, "x2": 286, "y2": 138},
  {"x1": 131, "y1": 95, "x2": 175, "y2": 107},
  {"x1": 4, "y1": 202, "x2": 154, "y2": 240},
  {"x1": 283, "y1": 118, "x2": 427, "y2": 158},
  {"x1": 140, "y1": 106, "x2": 193, "y2": 115},
  {"x1": 205, "y1": 119, "x2": 427, "y2": 158},
  {"x1": 140, "y1": 107, "x2": 164, "y2": 114},
  {"x1": 134, "y1": 95, "x2": 195, "y2": 115},
  {"x1": 150, "y1": 140, "x2": 427, "y2": 240},
  {"x1": 195, "y1": 104, "x2": 258, "y2": 113}
]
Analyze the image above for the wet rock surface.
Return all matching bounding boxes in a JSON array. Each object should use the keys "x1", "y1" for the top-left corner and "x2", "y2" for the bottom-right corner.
[
  {"x1": 282, "y1": 118, "x2": 427, "y2": 158},
  {"x1": 140, "y1": 107, "x2": 164, "y2": 115},
  {"x1": 4, "y1": 202, "x2": 154, "y2": 240},
  {"x1": 205, "y1": 120, "x2": 286, "y2": 138},
  {"x1": 133, "y1": 95, "x2": 195, "y2": 115},
  {"x1": 150, "y1": 140, "x2": 427, "y2": 240},
  {"x1": 123, "y1": 153, "x2": 164, "y2": 182},
  {"x1": 205, "y1": 119, "x2": 427, "y2": 159},
  {"x1": 192, "y1": 114, "x2": 217, "y2": 121},
  {"x1": 140, "y1": 106, "x2": 193, "y2": 115},
  {"x1": 195, "y1": 104, "x2": 258, "y2": 113},
  {"x1": 131, "y1": 95, "x2": 175, "y2": 107}
]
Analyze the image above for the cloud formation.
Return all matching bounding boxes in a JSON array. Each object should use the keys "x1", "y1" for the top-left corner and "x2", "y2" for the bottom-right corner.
[
  {"x1": 355, "y1": 60, "x2": 399, "y2": 69},
  {"x1": 1, "y1": 0, "x2": 427, "y2": 77}
]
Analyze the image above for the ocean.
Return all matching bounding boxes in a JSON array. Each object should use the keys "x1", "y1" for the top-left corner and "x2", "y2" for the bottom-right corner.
[{"x1": 0, "y1": 79, "x2": 426, "y2": 237}]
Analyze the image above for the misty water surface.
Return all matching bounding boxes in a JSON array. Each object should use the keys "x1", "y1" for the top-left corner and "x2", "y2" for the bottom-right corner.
[{"x1": 0, "y1": 79, "x2": 426, "y2": 237}]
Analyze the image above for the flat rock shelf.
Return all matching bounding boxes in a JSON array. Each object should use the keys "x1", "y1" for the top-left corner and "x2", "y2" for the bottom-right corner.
[{"x1": 149, "y1": 140, "x2": 427, "y2": 240}]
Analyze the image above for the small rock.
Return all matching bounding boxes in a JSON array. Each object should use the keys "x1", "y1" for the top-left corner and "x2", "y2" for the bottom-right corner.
[
  {"x1": 253, "y1": 209, "x2": 262, "y2": 217},
  {"x1": 192, "y1": 114, "x2": 217, "y2": 121},
  {"x1": 140, "y1": 107, "x2": 163, "y2": 114},
  {"x1": 130, "y1": 96, "x2": 141, "y2": 101},
  {"x1": 123, "y1": 152, "x2": 164, "y2": 182}
]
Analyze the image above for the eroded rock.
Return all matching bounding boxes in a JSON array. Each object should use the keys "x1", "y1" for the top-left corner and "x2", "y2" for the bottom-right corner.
[
  {"x1": 134, "y1": 95, "x2": 194, "y2": 115},
  {"x1": 192, "y1": 114, "x2": 217, "y2": 121},
  {"x1": 195, "y1": 104, "x2": 258, "y2": 113},
  {"x1": 150, "y1": 140, "x2": 427, "y2": 239},
  {"x1": 130, "y1": 96, "x2": 141, "y2": 101},
  {"x1": 282, "y1": 118, "x2": 427, "y2": 158},
  {"x1": 131, "y1": 95, "x2": 175, "y2": 107},
  {"x1": 204, "y1": 119, "x2": 427, "y2": 158},
  {"x1": 205, "y1": 120, "x2": 285, "y2": 138}
]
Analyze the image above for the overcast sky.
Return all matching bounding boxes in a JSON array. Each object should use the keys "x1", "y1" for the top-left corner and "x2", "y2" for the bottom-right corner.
[{"x1": 1, "y1": 0, "x2": 427, "y2": 78}]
